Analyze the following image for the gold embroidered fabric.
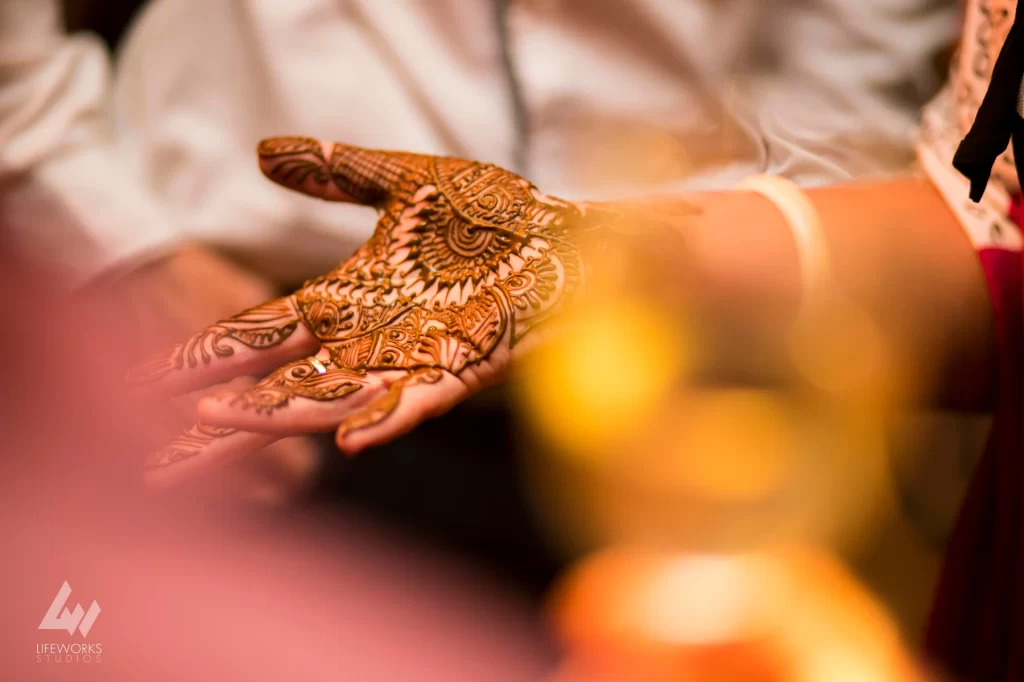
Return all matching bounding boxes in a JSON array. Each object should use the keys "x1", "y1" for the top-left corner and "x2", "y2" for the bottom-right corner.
[{"x1": 919, "y1": 0, "x2": 1024, "y2": 249}]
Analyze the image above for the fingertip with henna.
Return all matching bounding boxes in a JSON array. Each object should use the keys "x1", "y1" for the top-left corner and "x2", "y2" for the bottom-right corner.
[{"x1": 142, "y1": 426, "x2": 277, "y2": 489}]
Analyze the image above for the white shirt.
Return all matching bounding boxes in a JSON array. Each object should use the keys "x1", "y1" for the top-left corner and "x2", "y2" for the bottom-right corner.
[
  {"x1": 1, "y1": 0, "x2": 957, "y2": 283},
  {"x1": 0, "y1": 0, "x2": 177, "y2": 280}
]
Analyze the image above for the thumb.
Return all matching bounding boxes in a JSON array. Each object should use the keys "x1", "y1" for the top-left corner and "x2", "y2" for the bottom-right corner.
[{"x1": 256, "y1": 137, "x2": 427, "y2": 207}]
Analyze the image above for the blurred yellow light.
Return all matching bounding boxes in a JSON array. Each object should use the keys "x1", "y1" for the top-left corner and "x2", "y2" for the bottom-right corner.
[
  {"x1": 663, "y1": 390, "x2": 795, "y2": 503},
  {"x1": 572, "y1": 125, "x2": 695, "y2": 191},
  {"x1": 518, "y1": 297, "x2": 685, "y2": 460},
  {"x1": 549, "y1": 547, "x2": 918, "y2": 682},
  {"x1": 641, "y1": 553, "x2": 766, "y2": 645},
  {"x1": 789, "y1": 298, "x2": 891, "y2": 401}
]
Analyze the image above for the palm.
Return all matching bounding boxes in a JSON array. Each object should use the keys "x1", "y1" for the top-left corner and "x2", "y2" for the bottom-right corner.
[{"x1": 130, "y1": 138, "x2": 584, "y2": 485}]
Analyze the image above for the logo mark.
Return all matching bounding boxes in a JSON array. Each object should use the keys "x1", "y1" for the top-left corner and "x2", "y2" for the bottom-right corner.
[{"x1": 39, "y1": 582, "x2": 101, "y2": 637}]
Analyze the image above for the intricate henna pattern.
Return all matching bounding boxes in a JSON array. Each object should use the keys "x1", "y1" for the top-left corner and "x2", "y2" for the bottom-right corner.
[
  {"x1": 140, "y1": 139, "x2": 600, "y2": 471},
  {"x1": 263, "y1": 142, "x2": 583, "y2": 411},
  {"x1": 127, "y1": 298, "x2": 299, "y2": 384},
  {"x1": 225, "y1": 360, "x2": 366, "y2": 415},
  {"x1": 334, "y1": 368, "x2": 444, "y2": 441},
  {"x1": 144, "y1": 424, "x2": 237, "y2": 471}
]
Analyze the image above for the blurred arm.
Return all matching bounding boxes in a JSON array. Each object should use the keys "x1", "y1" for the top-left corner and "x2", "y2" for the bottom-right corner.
[
  {"x1": 667, "y1": 178, "x2": 994, "y2": 410},
  {"x1": 0, "y1": 0, "x2": 178, "y2": 282}
]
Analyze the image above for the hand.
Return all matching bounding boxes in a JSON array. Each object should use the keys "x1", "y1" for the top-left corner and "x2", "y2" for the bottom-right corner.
[
  {"x1": 114, "y1": 244, "x2": 322, "y2": 499},
  {"x1": 129, "y1": 138, "x2": 588, "y2": 486},
  {"x1": 120, "y1": 244, "x2": 279, "y2": 350}
]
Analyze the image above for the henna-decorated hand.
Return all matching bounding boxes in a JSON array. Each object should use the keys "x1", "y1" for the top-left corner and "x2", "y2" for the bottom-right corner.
[
  {"x1": 112, "y1": 245, "x2": 321, "y2": 498},
  {"x1": 130, "y1": 138, "x2": 586, "y2": 485}
]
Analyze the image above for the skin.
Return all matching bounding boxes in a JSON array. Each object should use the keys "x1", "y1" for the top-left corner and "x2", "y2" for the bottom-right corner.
[
  {"x1": 130, "y1": 138, "x2": 595, "y2": 486},
  {"x1": 95, "y1": 244, "x2": 320, "y2": 498},
  {"x1": 680, "y1": 179, "x2": 995, "y2": 410},
  {"x1": 129, "y1": 138, "x2": 995, "y2": 488}
]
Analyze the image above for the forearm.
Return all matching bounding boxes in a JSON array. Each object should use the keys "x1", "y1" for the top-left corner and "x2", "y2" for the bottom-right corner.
[{"x1": 656, "y1": 178, "x2": 995, "y2": 409}]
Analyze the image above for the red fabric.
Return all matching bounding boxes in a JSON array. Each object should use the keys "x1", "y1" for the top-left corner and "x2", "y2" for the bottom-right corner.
[
  {"x1": 1009, "y1": 196, "x2": 1022, "y2": 227},
  {"x1": 924, "y1": 198, "x2": 1024, "y2": 682}
]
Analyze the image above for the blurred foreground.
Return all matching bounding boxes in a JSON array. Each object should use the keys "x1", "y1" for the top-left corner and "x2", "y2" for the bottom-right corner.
[{"x1": 0, "y1": 233, "x2": 975, "y2": 681}]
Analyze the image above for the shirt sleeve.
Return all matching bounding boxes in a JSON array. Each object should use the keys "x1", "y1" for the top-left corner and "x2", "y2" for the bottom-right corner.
[
  {"x1": 0, "y1": 0, "x2": 179, "y2": 283},
  {"x1": 745, "y1": 0, "x2": 958, "y2": 186}
]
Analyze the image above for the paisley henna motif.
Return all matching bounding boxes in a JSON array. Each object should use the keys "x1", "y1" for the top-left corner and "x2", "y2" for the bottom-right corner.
[
  {"x1": 127, "y1": 298, "x2": 299, "y2": 384},
  {"x1": 225, "y1": 360, "x2": 366, "y2": 415},
  {"x1": 335, "y1": 368, "x2": 444, "y2": 441},
  {"x1": 140, "y1": 140, "x2": 608, "y2": 471},
  {"x1": 246, "y1": 142, "x2": 586, "y2": 425}
]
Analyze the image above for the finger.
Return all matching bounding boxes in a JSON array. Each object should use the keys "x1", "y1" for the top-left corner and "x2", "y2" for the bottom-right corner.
[
  {"x1": 256, "y1": 137, "x2": 425, "y2": 207},
  {"x1": 195, "y1": 355, "x2": 395, "y2": 435},
  {"x1": 126, "y1": 297, "x2": 320, "y2": 396},
  {"x1": 335, "y1": 368, "x2": 468, "y2": 457},
  {"x1": 211, "y1": 436, "x2": 321, "y2": 505},
  {"x1": 142, "y1": 424, "x2": 277, "y2": 490},
  {"x1": 238, "y1": 436, "x2": 321, "y2": 503}
]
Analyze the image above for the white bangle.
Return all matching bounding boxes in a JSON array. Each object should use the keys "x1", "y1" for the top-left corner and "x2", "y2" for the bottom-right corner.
[{"x1": 734, "y1": 175, "x2": 830, "y2": 308}]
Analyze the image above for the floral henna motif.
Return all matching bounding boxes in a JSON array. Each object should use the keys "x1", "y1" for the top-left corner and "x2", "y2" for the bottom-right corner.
[
  {"x1": 141, "y1": 140, "x2": 599, "y2": 472},
  {"x1": 240, "y1": 142, "x2": 587, "y2": 432},
  {"x1": 127, "y1": 298, "x2": 299, "y2": 384},
  {"x1": 335, "y1": 368, "x2": 444, "y2": 440},
  {"x1": 225, "y1": 359, "x2": 366, "y2": 415}
]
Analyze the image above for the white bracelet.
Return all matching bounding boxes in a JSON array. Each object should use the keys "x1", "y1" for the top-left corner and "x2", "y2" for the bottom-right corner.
[{"x1": 734, "y1": 175, "x2": 830, "y2": 308}]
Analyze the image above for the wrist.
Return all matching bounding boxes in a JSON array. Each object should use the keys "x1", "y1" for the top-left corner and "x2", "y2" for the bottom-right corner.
[
  {"x1": 578, "y1": 191, "x2": 803, "y2": 384},
  {"x1": 681, "y1": 190, "x2": 803, "y2": 320}
]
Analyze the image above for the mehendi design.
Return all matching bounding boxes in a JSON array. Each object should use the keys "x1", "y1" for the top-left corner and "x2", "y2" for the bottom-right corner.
[
  {"x1": 225, "y1": 359, "x2": 366, "y2": 415},
  {"x1": 139, "y1": 139, "x2": 631, "y2": 471},
  {"x1": 237, "y1": 142, "x2": 586, "y2": 427},
  {"x1": 127, "y1": 298, "x2": 299, "y2": 384},
  {"x1": 335, "y1": 368, "x2": 444, "y2": 440},
  {"x1": 144, "y1": 424, "x2": 237, "y2": 471}
]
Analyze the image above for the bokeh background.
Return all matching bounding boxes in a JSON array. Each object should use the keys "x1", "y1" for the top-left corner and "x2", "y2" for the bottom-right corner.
[{"x1": 0, "y1": 2, "x2": 991, "y2": 680}]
